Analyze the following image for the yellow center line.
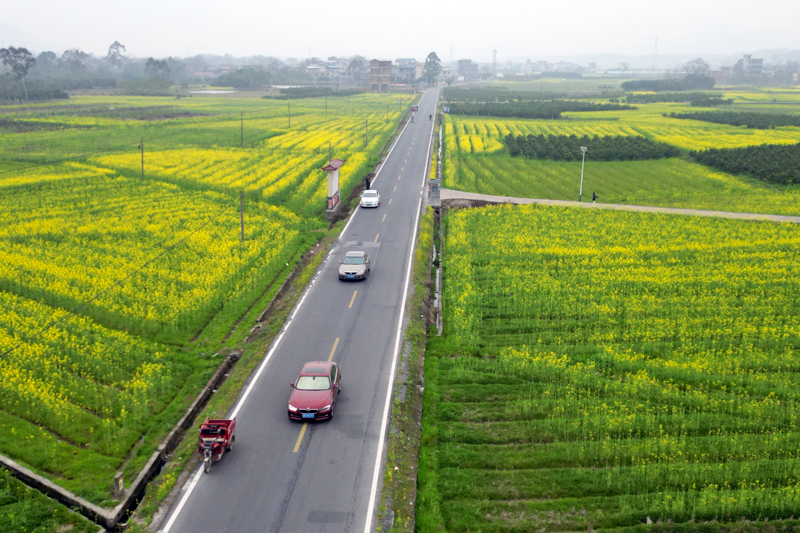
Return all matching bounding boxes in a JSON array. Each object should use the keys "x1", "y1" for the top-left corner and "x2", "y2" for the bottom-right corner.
[
  {"x1": 349, "y1": 290, "x2": 358, "y2": 308},
  {"x1": 328, "y1": 337, "x2": 339, "y2": 362},
  {"x1": 388, "y1": 198, "x2": 393, "y2": 205},
  {"x1": 374, "y1": 233, "x2": 379, "y2": 242},
  {"x1": 382, "y1": 213, "x2": 387, "y2": 222},
  {"x1": 401, "y1": 166, "x2": 405, "y2": 171},
  {"x1": 293, "y1": 423, "x2": 307, "y2": 453},
  {"x1": 393, "y1": 186, "x2": 397, "y2": 191}
]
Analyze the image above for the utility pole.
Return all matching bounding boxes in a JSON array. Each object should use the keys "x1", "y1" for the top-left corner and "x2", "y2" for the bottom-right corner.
[
  {"x1": 240, "y1": 190, "x2": 245, "y2": 243},
  {"x1": 139, "y1": 138, "x2": 144, "y2": 180},
  {"x1": 240, "y1": 111, "x2": 243, "y2": 147},
  {"x1": 578, "y1": 147, "x2": 588, "y2": 202}
]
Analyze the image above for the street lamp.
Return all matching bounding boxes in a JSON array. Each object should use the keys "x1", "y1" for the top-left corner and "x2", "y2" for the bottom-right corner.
[{"x1": 578, "y1": 146, "x2": 588, "y2": 202}]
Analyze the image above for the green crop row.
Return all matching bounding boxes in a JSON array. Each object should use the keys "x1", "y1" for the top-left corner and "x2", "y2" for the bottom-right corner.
[{"x1": 417, "y1": 204, "x2": 800, "y2": 532}]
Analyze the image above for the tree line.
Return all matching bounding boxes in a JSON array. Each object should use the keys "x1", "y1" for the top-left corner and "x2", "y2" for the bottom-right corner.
[
  {"x1": 668, "y1": 111, "x2": 800, "y2": 129},
  {"x1": 443, "y1": 86, "x2": 622, "y2": 103},
  {"x1": 690, "y1": 97, "x2": 733, "y2": 107},
  {"x1": 621, "y1": 76, "x2": 715, "y2": 92},
  {"x1": 263, "y1": 87, "x2": 364, "y2": 99},
  {"x1": 625, "y1": 92, "x2": 718, "y2": 104},
  {"x1": 0, "y1": 42, "x2": 328, "y2": 101},
  {"x1": 447, "y1": 101, "x2": 635, "y2": 119},
  {"x1": 691, "y1": 143, "x2": 800, "y2": 184},
  {"x1": 505, "y1": 134, "x2": 680, "y2": 161}
]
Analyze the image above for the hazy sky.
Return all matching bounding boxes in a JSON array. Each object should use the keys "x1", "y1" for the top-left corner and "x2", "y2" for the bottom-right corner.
[{"x1": 1, "y1": 0, "x2": 798, "y2": 62}]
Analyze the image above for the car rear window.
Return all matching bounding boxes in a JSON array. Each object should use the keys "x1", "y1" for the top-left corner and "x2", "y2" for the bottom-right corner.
[{"x1": 296, "y1": 376, "x2": 331, "y2": 390}]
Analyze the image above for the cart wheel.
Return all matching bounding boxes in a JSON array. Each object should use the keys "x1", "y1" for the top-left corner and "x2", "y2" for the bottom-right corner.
[
  {"x1": 203, "y1": 456, "x2": 211, "y2": 474},
  {"x1": 227, "y1": 434, "x2": 235, "y2": 452}
]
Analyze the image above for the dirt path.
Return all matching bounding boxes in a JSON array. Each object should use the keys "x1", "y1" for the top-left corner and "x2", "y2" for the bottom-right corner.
[{"x1": 440, "y1": 189, "x2": 800, "y2": 223}]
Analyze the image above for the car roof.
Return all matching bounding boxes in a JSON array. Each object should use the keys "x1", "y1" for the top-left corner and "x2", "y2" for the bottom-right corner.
[
  {"x1": 300, "y1": 361, "x2": 335, "y2": 375},
  {"x1": 344, "y1": 251, "x2": 367, "y2": 257}
]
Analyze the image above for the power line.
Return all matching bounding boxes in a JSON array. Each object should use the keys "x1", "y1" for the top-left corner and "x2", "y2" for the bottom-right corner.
[{"x1": 0, "y1": 108, "x2": 283, "y2": 178}]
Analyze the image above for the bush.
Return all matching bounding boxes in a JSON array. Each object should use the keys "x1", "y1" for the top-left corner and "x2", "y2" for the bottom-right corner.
[
  {"x1": 505, "y1": 133, "x2": 680, "y2": 161},
  {"x1": 690, "y1": 98, "x2": 733, "y2": 107},
  {"x1": 625, "y1": 92, "x2": 715, "y2": 104},
  {"x1": 447, "y1": 100, "x2": 635, "y2": 119},
  {"x1": 263, "y1": 87, "x2": 364, "y2": 100},
  {"x1": 621, "y1": 76, "x2": 715, "y2": 91},
  {"x1": 668, "y1": 110, "x2": 800, "y2": 129},
  {"x1": 691, "y1": 143, "x2": 800, "y2": 184}
]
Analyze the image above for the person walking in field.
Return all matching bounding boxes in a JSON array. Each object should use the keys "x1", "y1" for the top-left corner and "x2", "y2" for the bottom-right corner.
[{"x1": 592, "y1": 191, "x2": 598, "y2": 203}]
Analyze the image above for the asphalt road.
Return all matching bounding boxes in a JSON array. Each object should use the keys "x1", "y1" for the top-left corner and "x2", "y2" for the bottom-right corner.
[{"x1": 161, "y1": 87, "x2": 440, "y2": 533}]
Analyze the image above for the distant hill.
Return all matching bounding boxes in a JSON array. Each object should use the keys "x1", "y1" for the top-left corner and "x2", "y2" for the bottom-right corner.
[{"x1": 0, "y1": 20, "x2": 62, "y2": 54}]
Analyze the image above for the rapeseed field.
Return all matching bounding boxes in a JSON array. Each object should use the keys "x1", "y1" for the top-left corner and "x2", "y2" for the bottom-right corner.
[
  {"x1": 419, "y1": 204, "x2": 800, "y2": 531},
  {"x1": 441, "y1": 96, "x2": 800, "y2": 214},
  {"x1": 0, "y1": 91, "x2": 412, "y2": 502}
]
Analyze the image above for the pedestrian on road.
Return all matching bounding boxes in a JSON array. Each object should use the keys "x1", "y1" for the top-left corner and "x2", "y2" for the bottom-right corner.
[
  {"x1": 592, "y1": 191, "x2": 598, "y2": 203},
  {"x1": 365, "y1": 176, "x2": 371, "y2": 189},
  {"x1": 429, "y1": 114, "x2": 432, "y2": 121}
]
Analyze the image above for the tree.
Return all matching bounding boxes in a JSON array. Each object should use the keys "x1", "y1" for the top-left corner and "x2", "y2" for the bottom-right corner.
[
  {"x1": 348, "y1": 55, "x2": 367, "y2": 86},
  {"x1": 424, "y1": 52, "x2": 442, "y2": 86},
  {"x1": 0, "y1": 46, "x2": 36, "y2": 101},
  {"x1": 36, "y1": 51, "x2": 57, "y2": 66},
  {"x1": 106, "y1": 41, "x2": 127, "y2": 68},
  {"x1": 684, "y1": 58, "x2": 711, "y2": 78},
  {"x1": 145, "y1": 58, "x2": 171, "y2": 84},
  {"x1": 61, "y1": 49, "x2": 90, "y2": 72}
]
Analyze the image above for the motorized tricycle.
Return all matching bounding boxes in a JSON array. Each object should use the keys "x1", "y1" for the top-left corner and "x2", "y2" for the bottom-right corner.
[{"x1": 197, "y1": 417, "x2": 236, "y2": 473}]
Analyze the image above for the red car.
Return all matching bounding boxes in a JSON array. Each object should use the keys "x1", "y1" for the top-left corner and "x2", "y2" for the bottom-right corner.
[{"x1": 288, "y1": 361, "x2": 342, "y2": 421}]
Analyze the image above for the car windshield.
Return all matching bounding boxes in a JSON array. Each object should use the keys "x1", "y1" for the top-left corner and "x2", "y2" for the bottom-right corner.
[
  {"x1": 343, "y1": 256, "x2": 364, "y2": 265},
  {"x1": 295, "y1": 376, "x2": 331, "y2": 390},
  {"x1": 363, "y1": 191, "x2": 377, "y2": 197}
]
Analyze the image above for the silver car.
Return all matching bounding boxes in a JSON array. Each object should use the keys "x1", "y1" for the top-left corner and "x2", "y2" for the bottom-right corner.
[
  {"x1": 360, "y1": 189, "x2": 380, "y2": 208},
  {"x1": 338, "y1": 251, "x2": 371, "y2": 281}
]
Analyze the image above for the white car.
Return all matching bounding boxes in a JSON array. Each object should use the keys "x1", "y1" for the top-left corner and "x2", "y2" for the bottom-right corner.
[{"x1": 360, "y1": 189, "x2": 380, "y2": 208}]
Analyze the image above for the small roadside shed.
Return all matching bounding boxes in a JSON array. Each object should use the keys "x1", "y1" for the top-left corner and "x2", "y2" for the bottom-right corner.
[{"x1": 322, "y1": 158, "x2": 345, "y2": 216}]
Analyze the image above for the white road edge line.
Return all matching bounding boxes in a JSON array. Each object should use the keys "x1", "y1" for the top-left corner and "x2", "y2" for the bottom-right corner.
[
  {"x1": 363, "y1": 196, "x2": 423, "y2": 533},
  {"x1": 161, "y1": 89, "x2": 419, "y2": 533},
  {"x1": 363, "y1": 88, "x2": 437, "y2": 533}
]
